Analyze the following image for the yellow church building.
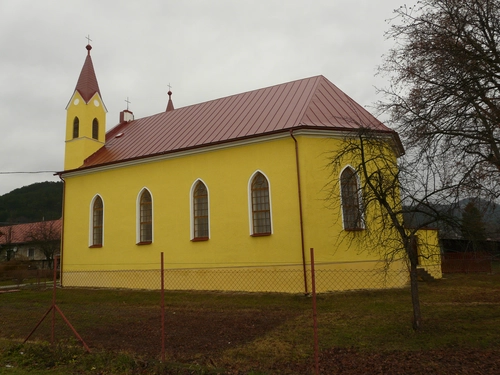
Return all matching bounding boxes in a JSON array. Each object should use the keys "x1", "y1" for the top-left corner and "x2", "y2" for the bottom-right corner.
[{"x1": 58, "y1": 44, "x2": 441, "y2": 293}]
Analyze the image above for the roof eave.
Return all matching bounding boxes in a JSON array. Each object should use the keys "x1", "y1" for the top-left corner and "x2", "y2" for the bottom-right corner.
[{"x1": 58, "y1": 126, "x2": 403, "y2": 176}]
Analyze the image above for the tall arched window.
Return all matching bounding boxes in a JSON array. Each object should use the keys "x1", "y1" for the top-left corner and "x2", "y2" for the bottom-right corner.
[
  {"x1": 192, "y1": 180, "x2": 209, "y2": 240},
  {"x1": 92, "y1": 118, "x2": 99, "y2": 140},
  {"x1": 73, "y1": 117, "x2": 79, "y2": 138},
  {"x1": 91, "y1": 196, "x2": 103, "y2": 246},
  {"x1": 138, "y1": 189, "x2": 153, "y2": 243},
  {"x1": 250, "y1": 172, "x2": 272, "y2": 235},
  {"x1": 340, "y1": 166, "x2": 364, "y2": 230}
]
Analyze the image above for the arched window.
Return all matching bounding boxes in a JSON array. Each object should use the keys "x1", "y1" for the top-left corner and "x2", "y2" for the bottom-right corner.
[
  {"x1": 92, "y1": 118, "x2": 99, "y2": 140},
  {"x1": 340, "y1": 166, "x2": 364, "y2": 230},
  {"x1": 91, "y1": 195, "x2": 103, "y2": 246},
  {"x1": 73, "y1": 117, "x2": 79, "y2": 138},
  {"x1": 250, "y1": 172, "x2": 272, "y2": 235},
  {"x1": 138, "y1": 189, "x2": 153, "y2": 243},
  {"x1": 192, "y1": 180, "x2": 209, "y2": 240}
]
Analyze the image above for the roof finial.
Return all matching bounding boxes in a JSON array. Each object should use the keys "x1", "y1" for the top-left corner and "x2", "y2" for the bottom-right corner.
[
  {"x1": 166, "y1": 83, "x2": 174, "y2": 112},
  {"x1": 85, "y1": 35, "x2": 93, "y2": 55},
  {"x1": 125, "y1": 97, "x2": 131, "y2": 111}
]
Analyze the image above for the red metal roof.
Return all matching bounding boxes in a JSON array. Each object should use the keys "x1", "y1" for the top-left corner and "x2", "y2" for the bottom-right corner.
[
  {"x1": 74, "y1": 45, "x2": 101, "y2": 103},
  {"x1": 0, "y1": 219, "x2": 62, "y2": 245},
  {"x1": 75, "y1": 75, "x2": 400, "y2": 170}
]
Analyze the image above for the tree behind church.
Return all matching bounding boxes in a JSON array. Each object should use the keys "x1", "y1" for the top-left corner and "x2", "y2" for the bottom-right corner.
[
  {"x1": 328, "y1": 128, "x2": 453, "y2": 331},
  {"x1": 377, "y1": 0, "x2": 500, "y2": 202}
]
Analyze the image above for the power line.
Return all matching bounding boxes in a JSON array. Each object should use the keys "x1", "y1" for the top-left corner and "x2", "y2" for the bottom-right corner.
[{"x1": 0, "y1": 171, "x2": 58, "y2": 175}]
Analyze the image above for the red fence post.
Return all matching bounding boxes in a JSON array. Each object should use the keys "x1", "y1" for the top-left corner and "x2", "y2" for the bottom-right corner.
[
  {"x1": 310, "y1": 248, "x2": 319, "y2": 374},
  {"x1": 24, "y1": 256, "x2": 90, "y2": 353},
  {"x1": 161, "y1": 252, "x2": 165, "y2": 362},
  {"x1": 51, "y1": 256, "x2": 57, "y2": 345}
]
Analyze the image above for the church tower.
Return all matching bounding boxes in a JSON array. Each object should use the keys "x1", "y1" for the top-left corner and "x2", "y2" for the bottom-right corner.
[{"x1": 64, "y1": 44, "x2": 107, "y2": 170}]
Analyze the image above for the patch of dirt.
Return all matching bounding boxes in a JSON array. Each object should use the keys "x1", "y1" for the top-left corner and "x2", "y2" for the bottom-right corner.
[
  {"x1": 86, "y1": 307, "x2": 295, "y2": 361},
  {"x1": 82, "y1": 307, "x2": 500, "y2": 374},
  {"x1": 246, "y1": 348, "x2": 500, "y2": 375},
  {"x1": 304, "y1": 348, "x2": 500, "y2": 375}
]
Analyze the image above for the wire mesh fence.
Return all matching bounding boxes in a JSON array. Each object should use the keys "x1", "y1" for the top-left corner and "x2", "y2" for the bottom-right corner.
[
  {"x1": 61, "y1": 262, "x2": 411, "y2": 294},
  {"x1": 1, "y1": 257, "x2": 415, "y2": 361}
]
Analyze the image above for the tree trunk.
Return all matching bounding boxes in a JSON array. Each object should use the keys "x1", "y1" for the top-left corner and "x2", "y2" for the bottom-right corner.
[
  {"x1": 409, "y1": 260, "x2": 422, "y2": 331},
  {"x1": 408, "y1": 235, "x2": 422, "y2": 331}
]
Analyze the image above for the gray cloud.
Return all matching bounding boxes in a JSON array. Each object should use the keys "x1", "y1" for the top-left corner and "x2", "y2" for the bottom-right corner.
[{"x1": 0, "y1": 0, "x2": 411, "y2": 195}]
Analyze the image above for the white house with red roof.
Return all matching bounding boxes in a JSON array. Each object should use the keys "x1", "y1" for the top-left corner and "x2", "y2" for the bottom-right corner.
[{"x1": 0, "y1": 219, "x2": 61, "y2": 264}]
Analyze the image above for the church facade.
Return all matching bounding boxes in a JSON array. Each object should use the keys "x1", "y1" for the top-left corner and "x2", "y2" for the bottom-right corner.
[{"x1": 59, "y1": 45, "x2": 441, "y2": 293}]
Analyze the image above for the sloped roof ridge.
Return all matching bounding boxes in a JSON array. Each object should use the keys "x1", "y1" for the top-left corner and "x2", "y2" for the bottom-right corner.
[
  {"x1": 294, "y1": 75, "x2": 323, "y2": 125},
  {"x1": 136, "y1": 75, "x2": 325, "y2": 121}
]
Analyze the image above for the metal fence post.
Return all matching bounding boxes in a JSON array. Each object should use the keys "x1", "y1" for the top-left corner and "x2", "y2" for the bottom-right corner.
[
  {"x1": 310, "y1": 248, "x2": 319, "y2": 375},
  {"x1": 51, "y1": 256, "x2": 57, "y2": 345},
  {"x1": 161, "y1": 252, "x2": 165, "y2": 362}
]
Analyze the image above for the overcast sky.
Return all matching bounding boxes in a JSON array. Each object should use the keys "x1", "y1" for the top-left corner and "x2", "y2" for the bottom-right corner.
[{"x1": 0, "y1": 0, "x2": 415, "y2": 196}]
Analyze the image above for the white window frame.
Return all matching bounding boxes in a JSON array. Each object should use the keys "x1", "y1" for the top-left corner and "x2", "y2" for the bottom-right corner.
[
  {"x1": 189, "y1": 179, "x2": 210, "y2": 240},
  {"x1": 339, "y1": 165, "x2": 365, "y2": 230},
  {"x1": 88, "y1": 194, "x2": 104, "y2": 247},
  {"x1": 247, "y1": 170, "x2": 273, "y2": 236},
  {"x1": 136, "y1": 187, "x2": 154, "y2": 244}
]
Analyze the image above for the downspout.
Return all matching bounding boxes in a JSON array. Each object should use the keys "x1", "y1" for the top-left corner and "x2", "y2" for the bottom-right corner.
[
  {"x1": 290, "y1": 129, "x2": 308, "y2": 295},
  {"x1": 58, "y1": 174, "x2": 66, "y2": 287}
]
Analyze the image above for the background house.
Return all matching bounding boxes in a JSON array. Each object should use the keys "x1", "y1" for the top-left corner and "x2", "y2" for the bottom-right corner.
[{"x1": 0, "y1": 219, "x2": 61, "y2": 268}]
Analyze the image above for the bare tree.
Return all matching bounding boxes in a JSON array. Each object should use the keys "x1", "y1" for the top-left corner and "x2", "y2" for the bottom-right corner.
[
  {"x1": 0, "y1": 226, "x2": 15, "y2": 261},
  {"x1": 461, "y1": 201, "x2": 488, "y2": 241},
  {"x1": 26, "y1": 221, "x2": 60, "y2": 267},
  {"x1": 328, "y1": 127, "x2": 455, "y2": 331},
  {"x1": 378, "y1": 0, "x2": 500, "y2": 200}
]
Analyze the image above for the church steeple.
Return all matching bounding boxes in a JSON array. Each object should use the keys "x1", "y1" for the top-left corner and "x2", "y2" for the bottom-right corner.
[
  {"x1": 75, "y1": 45, "x2": 101, "y2": 103},
  {"x1": 64, "y1": 43, "x2": 107, "y2": 170}
]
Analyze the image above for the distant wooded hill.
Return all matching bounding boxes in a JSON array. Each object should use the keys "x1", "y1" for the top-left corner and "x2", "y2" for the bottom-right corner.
[
  {"x1": 0, "y1": 181, "x2": 63, "y2": 224},
  {"x1": 404, "y1": 198, "x2": 500, "y2": 240}
]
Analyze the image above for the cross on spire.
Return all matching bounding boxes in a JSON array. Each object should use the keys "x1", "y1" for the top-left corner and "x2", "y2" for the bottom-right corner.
[
  {"x1": 167, "y1": 83, "x2": 172, "y2": 92},
  {"x1": 125, "y1": 97, "x2": 131, "y2": 110},
  {"x1": 86, "y1": 34, "x2": 92, "y2": 45}
]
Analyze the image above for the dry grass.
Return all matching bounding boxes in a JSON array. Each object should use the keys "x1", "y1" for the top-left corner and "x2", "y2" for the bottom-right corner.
[{"x1": 1, "y1": 272, "x2": 499, "y2": 374}]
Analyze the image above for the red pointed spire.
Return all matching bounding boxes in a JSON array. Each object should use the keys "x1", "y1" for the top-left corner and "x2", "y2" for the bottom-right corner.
[
  {"x1": 75, "y1": 44, "x2": 101, "y2": 103},
  {"x1": 166, "y1": 90, "x2": 174, "y2": 112}
]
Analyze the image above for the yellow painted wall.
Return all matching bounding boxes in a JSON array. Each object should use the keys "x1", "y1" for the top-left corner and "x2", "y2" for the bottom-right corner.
[
  {"x1": 297, "y1": 136, "x2": 404, "y2": 264},
  {"x1": 63, "y1": 137, "x2": 302, "y2": 272},
  {"x1": 416, "y1": 228, "x2": 442, "y2": 279},
  {"x1": 62, "y1": 134, "x2": 439, "y2": 291},
  {"x1": 64, "y1": 91, "x2": 106, "y2": 170}
]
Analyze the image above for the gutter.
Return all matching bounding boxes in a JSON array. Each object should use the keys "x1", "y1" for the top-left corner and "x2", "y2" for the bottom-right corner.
[
  {"x1": 58, "y1": 174, "x2": 66, "y2": 286},
  {"x1": 290, "y1": 129, "x2": 309, "y2": 295}
]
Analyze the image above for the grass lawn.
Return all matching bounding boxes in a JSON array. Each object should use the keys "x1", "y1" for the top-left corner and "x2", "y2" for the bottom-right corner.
[{"x1": 1, "y1": 272, "x2": 499, "y2": 374}]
